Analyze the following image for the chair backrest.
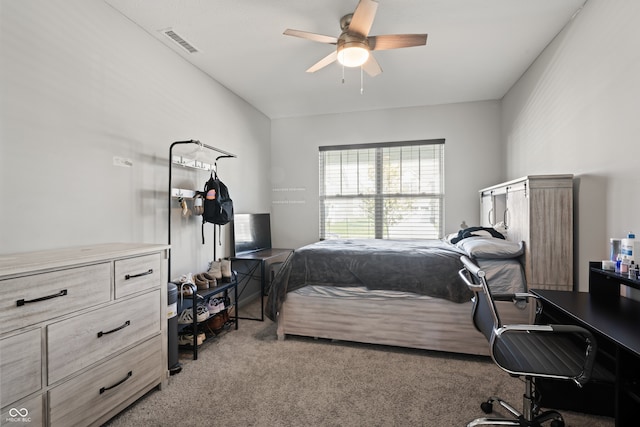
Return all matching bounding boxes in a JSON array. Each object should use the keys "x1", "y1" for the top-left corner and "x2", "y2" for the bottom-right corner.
[{"x1": 458, "y1": 255, "x2": 501, "y2": 342}]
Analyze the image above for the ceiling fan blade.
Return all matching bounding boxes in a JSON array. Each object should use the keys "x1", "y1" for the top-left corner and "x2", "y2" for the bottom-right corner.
[
  {"x1": 369, "y1": 34, "x2": 428, "y2": 51},
  {"x1": 362, "y1": 54, "x2": 382, "y2": 77},
  {"x1": 349, "y1": 0, "x2": 378, "y2": 37},
  {"x1": 283, "y1": 29, "x2": 338, "y2": 44},
  {"x1": 306, "y1": 51, "x2": 338, "y2": 73}
]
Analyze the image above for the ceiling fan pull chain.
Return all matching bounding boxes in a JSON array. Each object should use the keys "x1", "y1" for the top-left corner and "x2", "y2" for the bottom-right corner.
[
  {"x1": 342, "y1": 64, "x2": 345, "y2": 84},
  {"x1": 360, "y1": 66, "x2": 364, "y2": 95}
]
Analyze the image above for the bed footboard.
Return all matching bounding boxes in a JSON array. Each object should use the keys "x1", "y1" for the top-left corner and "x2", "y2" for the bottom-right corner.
[{"x1": 276, "y1": 291, "x2": 529, "y2": 355}]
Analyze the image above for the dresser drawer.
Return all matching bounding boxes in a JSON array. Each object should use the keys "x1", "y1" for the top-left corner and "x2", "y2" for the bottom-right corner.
[
  {"x1": 48, "y1": 335, "x2": 162, "y2": 427},
  {"x1": 0, "y1": 263, "x2": 111, "y2": 335},
  {"x1": 1, "y1": 393, "x2": 44, "y2": 427},
  {"x1": 47, "y1": 290, "x2": 161, "y2": 384},
  {"x1": 0, "y1": 328, "x2": 42, "y2": 407},
  {"x1": 114, "y1": 254, "x2": 161, "y2": 298}
]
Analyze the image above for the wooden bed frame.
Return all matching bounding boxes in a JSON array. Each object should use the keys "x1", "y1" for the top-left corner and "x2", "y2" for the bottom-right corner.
[
  {"x1": 276, "y1": 289, "x2": 532, "y2": 356},
  {"x1": 276, "y1": 175, "x2": 575, "y2": 356}
]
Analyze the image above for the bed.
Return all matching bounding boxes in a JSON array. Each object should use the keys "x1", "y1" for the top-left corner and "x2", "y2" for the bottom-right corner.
[{"x1": 265, "y1": 236, "x2": 531, "y2": 356}]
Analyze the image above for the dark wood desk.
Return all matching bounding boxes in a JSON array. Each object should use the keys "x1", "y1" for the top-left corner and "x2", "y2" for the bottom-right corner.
[
  {"x1": 232, "y1": 248, "x2": 292, "y2": 321},
  {"x1": 532, "y1": 286, "x2": 640, "y2": 426}
]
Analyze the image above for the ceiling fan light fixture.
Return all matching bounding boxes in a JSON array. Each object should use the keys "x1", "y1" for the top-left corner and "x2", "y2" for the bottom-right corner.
[
  {"x1": 283, "y1": 0, "x2": 427, "y2": 77},
  {"x1": 337, "y1": 38, "x2": 369, "y2": 67}
]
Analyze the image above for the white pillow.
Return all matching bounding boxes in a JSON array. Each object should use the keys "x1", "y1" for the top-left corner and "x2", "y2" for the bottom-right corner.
[
  {"x1": 456, "y1": 236, "x2": 524, "y2": 259},
  {"x1": 444, "y1": 232, "x2": 458, "y2": 244}
]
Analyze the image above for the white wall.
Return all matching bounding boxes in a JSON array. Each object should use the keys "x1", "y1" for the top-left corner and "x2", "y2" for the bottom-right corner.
[
  {"x1": 501, "y1": 0, "x2": 640, "y2": 291},
  {"x1": 270, "y1": 101, "x2": 502, "y2": 249},
  {"x1": 0, "y1": 0, "x2": 271, "y2": 278}
]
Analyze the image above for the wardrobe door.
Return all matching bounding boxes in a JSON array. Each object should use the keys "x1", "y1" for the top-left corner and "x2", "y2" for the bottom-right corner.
[
  {"x1": 528, "y1": 184, "x2": 574, "y2": 289},
  {"x1": 480, "y1": 189, "x2": 507, "y2": 228},
  {"x1": 480, "y1": 192, "x2": 494, "y2": 227},
  {"x1": 505, "y1": 182, "x2": 530, "y2": 277},
  {"x1": 505, "y1": 183, "x2": 528, "y2": 238}
]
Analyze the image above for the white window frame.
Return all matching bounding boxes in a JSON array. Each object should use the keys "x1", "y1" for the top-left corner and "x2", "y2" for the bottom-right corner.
[{"x1": 319, "y1": 139, "x2": 445, "y2": 240}]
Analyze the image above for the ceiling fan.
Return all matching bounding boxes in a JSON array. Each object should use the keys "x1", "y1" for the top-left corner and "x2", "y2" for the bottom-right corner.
[{"x1": 283, "y1": 0, "x2": 427, "y2": 77}]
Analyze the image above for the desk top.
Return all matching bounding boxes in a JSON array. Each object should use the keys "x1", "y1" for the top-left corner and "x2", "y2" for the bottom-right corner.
[
  {"x1": 532, "y1": 289, "x2": 640, "y2": 357},
  {"x1": 232, "y1": 248, "x2": 292, "y2": 261}
]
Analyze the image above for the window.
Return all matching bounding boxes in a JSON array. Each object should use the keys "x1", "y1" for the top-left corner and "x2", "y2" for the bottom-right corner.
[{"x1": 319, "y1": 139, "x2": 444, "y2": 240}]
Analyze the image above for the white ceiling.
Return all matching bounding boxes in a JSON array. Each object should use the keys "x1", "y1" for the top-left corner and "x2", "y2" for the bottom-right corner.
[{"x1": 105, "y1": 0, "x2": 586, "y2": 119}]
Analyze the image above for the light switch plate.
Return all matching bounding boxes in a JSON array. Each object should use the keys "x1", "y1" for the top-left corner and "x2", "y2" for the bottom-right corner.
[{"x1": 113, "y1": 156, "x2": 133, "y2": 167}]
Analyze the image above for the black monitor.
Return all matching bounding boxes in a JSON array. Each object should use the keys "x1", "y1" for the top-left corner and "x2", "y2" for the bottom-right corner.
[{"x1": 232, "y1": 213, "x2": 272, "y2": 255}]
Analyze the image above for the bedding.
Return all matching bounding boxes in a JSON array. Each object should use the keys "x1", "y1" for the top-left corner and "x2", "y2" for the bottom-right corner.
[
  {"x1": 454, "y1": 236, "x2": 524, "y2": 259},
  {"x1": 290, "y1": 257, "x2": 524, "y2": 299},
  {"x1": 449, "y1": 226, "x2": 506, "y2": 243},
  {"x1": 265, "y1": 237, "x2": 525, "y2": 321}
]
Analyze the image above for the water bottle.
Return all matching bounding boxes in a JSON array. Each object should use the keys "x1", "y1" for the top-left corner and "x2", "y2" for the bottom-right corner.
[{"x1": 621, "y1": 232, "x2": 636, "y2": 262}]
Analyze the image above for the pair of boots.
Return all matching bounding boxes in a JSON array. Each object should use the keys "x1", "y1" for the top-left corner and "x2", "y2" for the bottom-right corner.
[
  {"x1": 209, "y1": 258, "x2": 232, "y2": 282},
  {"x1": 193, "y1": 272, "x2": 217, "y2": 290}
]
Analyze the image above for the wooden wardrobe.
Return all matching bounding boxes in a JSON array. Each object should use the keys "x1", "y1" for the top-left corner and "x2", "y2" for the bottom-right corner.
[{"x1": 479, "y1": 174, "x2": 574, "y2": 291}]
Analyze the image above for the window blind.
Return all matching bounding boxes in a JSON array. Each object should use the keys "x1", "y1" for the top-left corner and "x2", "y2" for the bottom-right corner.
[{"x1": 319, "y1": 139, "x2": 444, "y2": 240}]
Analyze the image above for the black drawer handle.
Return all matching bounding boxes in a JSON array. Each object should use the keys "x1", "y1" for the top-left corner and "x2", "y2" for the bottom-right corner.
[
  {"x1": 99, "y1": 371, "x2": 132, "y2": 394},
  {"x1": 97, "y1": 320, "x2": 131, "y2": 338},
  {"x1": 125, "y1": 269, "x2": 153, "y2": 280},
  {"x1": 16, "y1": 289, "x2": 67, "y2": 307}
]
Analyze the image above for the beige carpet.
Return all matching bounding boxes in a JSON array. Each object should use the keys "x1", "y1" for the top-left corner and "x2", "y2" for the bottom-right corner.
[{"x1": 105, "y1": 303, "x2": 614, "y2": 427}]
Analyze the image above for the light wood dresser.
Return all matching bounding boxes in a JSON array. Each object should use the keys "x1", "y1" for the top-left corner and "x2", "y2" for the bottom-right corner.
[{"x1": 0, "y1": 243, "x2": 169, "y2": 426}]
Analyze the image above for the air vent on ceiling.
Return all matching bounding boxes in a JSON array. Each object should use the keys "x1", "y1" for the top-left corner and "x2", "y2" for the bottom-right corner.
[{"x1": 162, "y1": 28, "x2": 198, "y2": 53}]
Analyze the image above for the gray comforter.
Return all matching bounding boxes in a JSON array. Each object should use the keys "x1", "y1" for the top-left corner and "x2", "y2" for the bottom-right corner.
[{"x1": 265, "y1": 239, "x2": 475, "y2": 321}]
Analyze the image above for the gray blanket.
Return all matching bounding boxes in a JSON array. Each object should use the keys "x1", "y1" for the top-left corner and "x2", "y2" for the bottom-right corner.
[{"x1": 265, "y1": 239, "x2": 471, "y2": 321}]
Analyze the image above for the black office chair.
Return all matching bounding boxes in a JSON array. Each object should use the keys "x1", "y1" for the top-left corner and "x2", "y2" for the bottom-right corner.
[{"x1": 458, "y1": 255, "x2": 597, "y2": 427}]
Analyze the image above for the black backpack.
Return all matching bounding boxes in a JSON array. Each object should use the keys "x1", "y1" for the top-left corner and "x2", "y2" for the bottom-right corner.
[{"x1": 199, "y1": 172, "x2": 233, "y2": 243}]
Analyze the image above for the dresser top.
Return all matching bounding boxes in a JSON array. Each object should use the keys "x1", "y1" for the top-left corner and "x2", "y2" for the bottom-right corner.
[{"x1": 0, "y1": 243, "x2": 169, "y2": 278}]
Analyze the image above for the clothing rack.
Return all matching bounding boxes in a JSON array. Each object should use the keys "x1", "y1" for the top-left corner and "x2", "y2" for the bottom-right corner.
[{"x1": 168, "y1": 139, "x2": 236, "y2": 282}]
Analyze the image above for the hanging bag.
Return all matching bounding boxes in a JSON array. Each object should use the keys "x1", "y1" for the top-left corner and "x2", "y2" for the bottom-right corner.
[
  {"x1": 192, "y1": 193, "x2": 204, "y2": 216},
  {"x1": 199, "y1": 172, "x2": 234, "y2": 244}
]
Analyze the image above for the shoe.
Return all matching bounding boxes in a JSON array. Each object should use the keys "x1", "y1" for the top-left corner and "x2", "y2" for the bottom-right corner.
[
  {"x1": 206, "y1": 297, "x2": 223, "y2": 314},
  {"x1": 178, "y1": 332, "x2": 205, "y2": 346},
  {"x1": 206, "y1": 314, "x2": 225, "y2": 331},
  {"x1": 202, "y1": 272, "x2": 218, "y2": 288},
  {"x1": 222, "y1": 301, "x2": 234, "y2": 323},
  {"x1": 193, "y1": 273, "x2": 209, "y2": 290},
  {"x1": 178, "y1": 309, "x2": 193, "y2": 325},
  {"x1": 220, "y1": 259, "x2": 232, "y2": 282},
  {"x1": 178, "y1": 304, "x2": 209, "y2": 324},
  {"x1": 173, "y1": 274, "x2": 196, "y2": 296},
  {"x1": 178, "y1": 282, "x2": 195, "y2": 296},
  {"x1": 208, "y1": 260, "x2": 222, "y2": 280}
]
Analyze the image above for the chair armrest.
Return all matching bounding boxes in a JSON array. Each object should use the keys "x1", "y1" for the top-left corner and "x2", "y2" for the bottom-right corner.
[
  {"x1": 496, "y1": 323, "x2": 598, "y2": 386},
  {"x1": 495, "y1": 324, "x2": 553, "y2": 335},
  {"x1": 549, "y1": 324, "x2": 599, "y2": 382},
  {"x1": 458, "y1": 267, "x2": 483, "y2": 291},
  {"x1": 492, "y1": 292, "x2": 538, "y2": 302},
  {"x1": 497, "y1": 323, "x2": 594, "y2": 339},
  {"x1": 493, "y1": 292, "x2": 542, "y2": 320}
]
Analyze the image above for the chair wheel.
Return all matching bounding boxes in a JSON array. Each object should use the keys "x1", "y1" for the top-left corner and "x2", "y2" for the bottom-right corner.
[
  {"x1": 480, "y1": 401, "x2": 493, "y2": 414},
  {"x1": 550, "y1": 420, "x2": 565, "y2": 427}
]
